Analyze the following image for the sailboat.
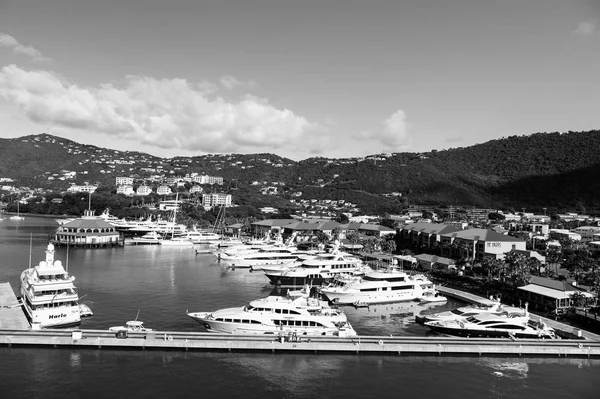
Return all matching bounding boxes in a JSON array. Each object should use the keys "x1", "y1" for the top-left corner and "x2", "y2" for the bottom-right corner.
[
  {"x1": 10, "y1": 201, "x2": 24, "y2": 220},
  {"x1": 160, "y1": 193, "x2": 193, "y2": 247}
]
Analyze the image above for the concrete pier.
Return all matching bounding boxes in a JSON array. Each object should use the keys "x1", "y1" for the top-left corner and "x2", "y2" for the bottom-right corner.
[
  {"x1": 0, "y1": 283, "x2": 29, "y2": 330},
  {"x1": 1, "y1": 329, "x2": 599, "y2": 357},
  {"x1": 2, "y1": 282, "x2": 599, "y2": 357}
]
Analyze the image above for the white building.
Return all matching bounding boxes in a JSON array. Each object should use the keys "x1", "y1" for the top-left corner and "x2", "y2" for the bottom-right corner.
[
  {"x1": 116, "y1": 177, "x2": 134, "y2": 185},
  {"x1": 136, "y1": 185, "x2": 152, "y2": 196},
  {"x1": 202, "y1": 193, "x2": 231, "y2": 209},
  {"x1": 193, "y1": 175, "x2": 224, "y2": 185},
  {"x1": 116, "y1": 185, "x2": 135, "y2": 196},
  {"x1": 190, "y1": 185, "x2": 203, "y2": 194},
  {"x1": 156, "y1": 185, "x2": 172, "y2": 195},
  {"x1": 66, "y1": 185, "x2": 97, "y2": 193}
]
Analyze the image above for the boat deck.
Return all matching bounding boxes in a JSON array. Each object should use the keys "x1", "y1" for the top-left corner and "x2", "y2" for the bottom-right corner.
[{"x1": 0, "y1": 283, "x2": 30, "y2": 330}]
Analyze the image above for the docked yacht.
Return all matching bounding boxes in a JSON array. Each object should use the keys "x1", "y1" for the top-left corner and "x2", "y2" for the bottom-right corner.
[
  {"x1": 20, "y1": 243, "x2": 81, "y2": 328},
  {"x1": 183, "y1": 230, "x2": 222, "y2": 244},
  {"x1": 220, "y1": 246, "x2": 311, "y2": 269},
  {"x1": 264, "y1": 251, "x2": 369, "y2": 287},
  {"x1": 187, "y1": 290, "x2": 357, "y2": 337},
  {"x1": 423, "y1": 307, "x2": 557, "y2": 339},
  {"x1": 318, "y1": 269, "x2": 440, "y2": 305},
  {"x1": 415, "y1": 301, "x2": 522, "y2": 325},
  {"x1": 128, "y1": 231, "x2": 163, "y2": 245}
]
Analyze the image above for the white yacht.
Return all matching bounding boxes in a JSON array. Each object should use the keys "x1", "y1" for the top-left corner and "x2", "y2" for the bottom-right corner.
[
  {"x1": 187, "y1": 291, "x2": 357, "y2": 337},
  {"x1": 160, "y1": 235, "x2": 194, "y2": 247},
  {"x1": 20, "y1": 243, "x2": 81, "y2": 328},
  {"x1": 128, "y1": 231, "x2": 163, "y2": 245},
  {"x1": 423, "y1": 308, "x2": 557, "y2": 339},
  {"x1": 264, "y1": 251, "x2": 369, "y2": 287},
  {"x1": 415, "y1": 301, "x2": 523, "y2": 325},
  {"x1": 318, "y1": 269, "x2": 440, "y2": 305},
  {"x1": 220, "y1": 246, "x2": 309, "y2": 269},
  {"x1": 183, "y1": 230, "x2": 222, "y2": 244}
]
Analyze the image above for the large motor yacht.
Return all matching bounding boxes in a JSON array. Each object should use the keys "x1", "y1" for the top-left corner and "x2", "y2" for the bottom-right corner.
[
  {"x1": 187, "y1": 289, "x2": 357, "y2": 337},
  {"x1": 318, "y1": 269, "x2": 441, "y2": 305},
  {"x1": 20, "y1": 244, "x2": 81, "y2": 328},
  {"x1": 415, "y1": 301, "x2": 525, "y2": 325},
  {"x1": 264, "y1": 251, "x2": 370, "y2": 287},
  {"x1": 423, "y1": 307, "x2": 557, "y2": 339}
]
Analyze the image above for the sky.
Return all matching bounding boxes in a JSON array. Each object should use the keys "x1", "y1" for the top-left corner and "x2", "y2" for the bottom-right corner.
[{"x1": 0, "y1": 0, "x2": 599, "y2": 161}]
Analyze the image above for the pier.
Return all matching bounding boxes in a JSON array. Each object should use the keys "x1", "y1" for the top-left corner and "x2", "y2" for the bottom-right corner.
[
  {"x1": 1, "y1": 329, "x2": 599, "y2": 357},
  {"x1": 2, "y1": 282, "x2": 599, "y2": 357}
]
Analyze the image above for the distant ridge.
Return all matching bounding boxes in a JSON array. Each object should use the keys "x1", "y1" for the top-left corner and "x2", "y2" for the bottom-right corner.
[{"x1": 1, "y1": 130, "x2": 599, "y2": 213}]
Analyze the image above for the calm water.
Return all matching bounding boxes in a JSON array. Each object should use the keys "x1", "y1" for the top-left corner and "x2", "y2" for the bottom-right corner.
[{"x1": 0, "y1": 217, "x2": 598, "y2": 399}]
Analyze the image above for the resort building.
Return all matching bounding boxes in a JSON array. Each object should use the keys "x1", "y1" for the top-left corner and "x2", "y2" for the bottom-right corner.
[
  {"x1": 549, "y1": 229, "x2": 582, "y2": 241},
  {"x1": 439, "y1": 228, "x2": 526, "y2": 260},
  {"x1": 202, "y1": 193, "x2": 232, "y2": 210},
  {"x1": 414, "y1": 254, "x2": 456, "y2": 271},
  {"x1": 190, "y1": 185, "x2": 203, "y2": 194}
]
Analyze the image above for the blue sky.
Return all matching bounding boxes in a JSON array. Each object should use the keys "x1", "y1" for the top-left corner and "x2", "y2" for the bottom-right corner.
[{"x1": 0, "y1": 0, "x2": 599, "y2": 160}]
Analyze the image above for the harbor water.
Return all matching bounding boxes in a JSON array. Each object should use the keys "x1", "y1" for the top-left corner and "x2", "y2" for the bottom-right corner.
[{"x1": 0, "y1": 217, "x2": 598, "y2": 398}]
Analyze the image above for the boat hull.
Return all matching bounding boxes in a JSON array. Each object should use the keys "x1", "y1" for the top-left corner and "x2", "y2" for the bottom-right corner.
[{"x1": 425, "y1": 323, "x2": 555, "y2": 339}]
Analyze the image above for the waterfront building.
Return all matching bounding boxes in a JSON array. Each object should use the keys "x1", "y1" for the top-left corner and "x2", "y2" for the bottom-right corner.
[
  {"x1": 439, "y1": 228, "x2": 526, "y2": 260},
  {"x1": 517, "y1": 276, "x2": 596, "y2": 314},
  {"x1": 52, "y1": 210, "x2": 121, "y2": 247},
  {"x1": 414, "y1": 254, "x2": 456, "y2": 271}
]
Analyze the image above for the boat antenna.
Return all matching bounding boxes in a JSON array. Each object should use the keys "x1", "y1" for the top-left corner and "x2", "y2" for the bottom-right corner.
[
  {"x1": 135, "y1": 309, "x2": 141, "y2": 321},
  {"x1": 28, "y1": 233, "x2": 33, "y2": 268}
]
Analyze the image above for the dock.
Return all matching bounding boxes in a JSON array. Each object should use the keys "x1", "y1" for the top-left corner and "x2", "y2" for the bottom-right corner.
[
  {"x1": 1, "y1": 329, "x2": 599, "y2": 357},
  {"x1": 2, "y1": 282, "x2": 599, "y2": 357},
  {"x1": 0, "y1": 283, "x2": 29, "y2": 330}
]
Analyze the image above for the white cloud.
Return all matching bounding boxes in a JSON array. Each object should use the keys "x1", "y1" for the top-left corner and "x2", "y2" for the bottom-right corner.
[
  {"x1": 219, "y1": 75, "x2": 256, "y2": 90},
  {"x1": 0, "y1": 64, "x2": 327, "y2": 158},
  {"x1": 349, "y1": 108, "x2": 411, "y2": 153},
  {"x1": 0, "y1": 33, "x2": 50, "y2": 62},
  {"x1": 574, "y1": 20, "x2": 599, "y2": 36}
]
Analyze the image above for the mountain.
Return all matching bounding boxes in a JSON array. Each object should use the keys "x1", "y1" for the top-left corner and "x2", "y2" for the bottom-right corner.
[{"x1": 1, "y1": 131, "x2": 599, "y2": 214}]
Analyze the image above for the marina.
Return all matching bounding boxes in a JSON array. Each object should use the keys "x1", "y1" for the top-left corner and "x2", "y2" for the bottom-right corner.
[{"x1": 1, "y1": 217, "x2": 600, "y2": 359}]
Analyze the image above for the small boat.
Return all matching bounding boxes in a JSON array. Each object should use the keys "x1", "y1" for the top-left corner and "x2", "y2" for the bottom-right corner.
[
  {"x1": 418, "y1": 291, "x2": 448, "y2": 304},
  {"x1": 109, "y1": 320, "x2": 154, "y2": 332},
  {"x1": 79, "y1": 303, "x2": 94, "y2": 317}
]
